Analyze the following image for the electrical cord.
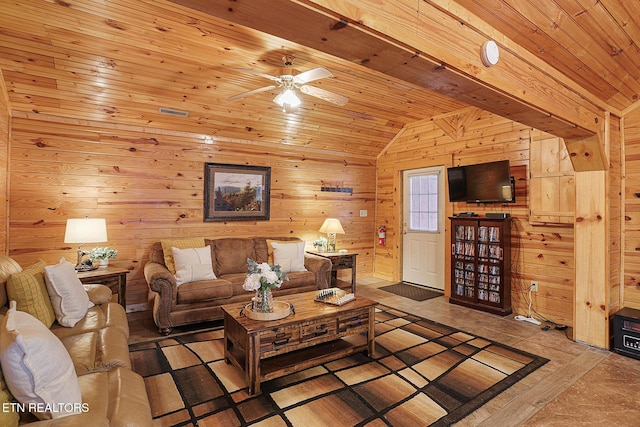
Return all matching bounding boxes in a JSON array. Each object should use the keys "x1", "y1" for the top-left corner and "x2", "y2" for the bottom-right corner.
[
  {"x1": 526, "y1": 287, "x2": 534, "y2": 318},
  {"x1": 510, "y1": 220, "x2": 571, "y2": 339}
]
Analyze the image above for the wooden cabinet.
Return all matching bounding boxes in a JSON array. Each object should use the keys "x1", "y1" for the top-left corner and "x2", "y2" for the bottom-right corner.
[
  {"x1": 449, "y1": 217, "x2": 512, "y2": 315},
  {"x1": 529, "y1": 134, "x2": 575, "y2": 225}
]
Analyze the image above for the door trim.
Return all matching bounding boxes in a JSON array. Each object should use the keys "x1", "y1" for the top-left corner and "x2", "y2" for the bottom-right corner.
[
  {"x1": 401, "y1": 166, "x2": 445, "y2": 289},
  {"x1": 387, "y1": 154, "x2": 454, "y2": 297}
]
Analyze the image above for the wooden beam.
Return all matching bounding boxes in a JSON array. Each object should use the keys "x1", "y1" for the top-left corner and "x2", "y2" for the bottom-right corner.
[
  {"x1": 574, "y1": 170, "x2": 609, "y2": 348},
  {"x1": 565, "y1": 134, "x2": 609, "y2": 172},
  {"x1": 171, "y1": 0, "x2": 603, "y2": 139}
]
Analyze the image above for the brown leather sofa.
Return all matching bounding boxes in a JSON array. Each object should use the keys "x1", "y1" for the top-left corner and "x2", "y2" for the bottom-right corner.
[
  {"x1": 144, "y1": 237, "x2": 332, "y2": 334},
  {"x1": 0, "y1": 255, "x2": 152, "y2": 426}
]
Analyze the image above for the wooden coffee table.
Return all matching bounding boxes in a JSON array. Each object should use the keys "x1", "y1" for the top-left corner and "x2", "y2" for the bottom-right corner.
[{"x1": 221, "y1": 291, "x2": 378, "y2": 395}]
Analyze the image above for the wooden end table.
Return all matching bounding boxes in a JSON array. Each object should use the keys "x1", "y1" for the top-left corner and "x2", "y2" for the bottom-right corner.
[
  {"x1": 77, "y1": 265, "x2": 129, "y2": 308},
  {"x1": 221, "y1": 291, "x2": 377, "y2": 395},
  {"x1": 307, "y1": 251, "x2": 357, "y2": 293}
]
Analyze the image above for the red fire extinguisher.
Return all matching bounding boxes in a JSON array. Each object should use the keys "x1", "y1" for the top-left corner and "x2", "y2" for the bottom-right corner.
[{"x1": 378, "y1": 225, "x2": 386, "y2": 246}]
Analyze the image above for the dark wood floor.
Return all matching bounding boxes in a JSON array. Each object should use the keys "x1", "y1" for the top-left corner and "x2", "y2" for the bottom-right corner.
[{"x1": 127, "y1": 278, "x2": 640, "y2": 426}]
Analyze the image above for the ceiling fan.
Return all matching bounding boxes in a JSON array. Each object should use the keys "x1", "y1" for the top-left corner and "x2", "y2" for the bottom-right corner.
[{"x1": 228, "y1": 55, "x2": 349, "y2": 113}]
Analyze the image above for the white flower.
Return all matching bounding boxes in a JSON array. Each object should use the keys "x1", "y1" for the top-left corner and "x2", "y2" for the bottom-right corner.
[
  {"x1": 242, "y1": 258, "x2": 288, "y2": 292},
  {"x1": 263, "y1": 269, "x2": 279, "y2": 285},
  {"x1": 243, "y1": 273, "x2": 262, "y2": 291},
  {"x1": 258, "y1": 263, "x2": 271, "y2": 273}
]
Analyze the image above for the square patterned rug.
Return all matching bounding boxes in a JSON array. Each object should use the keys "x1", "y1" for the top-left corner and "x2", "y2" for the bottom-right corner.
[{"x1": 130, "y1": 305, "x2": 548, "y2": 426}]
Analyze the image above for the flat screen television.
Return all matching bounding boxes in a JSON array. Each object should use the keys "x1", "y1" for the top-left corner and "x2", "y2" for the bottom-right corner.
[{"x1": 447, "y1": 160, "x2": 514, "y2": 203}]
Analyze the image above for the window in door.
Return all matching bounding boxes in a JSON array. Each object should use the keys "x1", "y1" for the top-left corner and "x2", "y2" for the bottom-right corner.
[{"x1": 409, "y1": 173, "x2": 440, "y2": 232}]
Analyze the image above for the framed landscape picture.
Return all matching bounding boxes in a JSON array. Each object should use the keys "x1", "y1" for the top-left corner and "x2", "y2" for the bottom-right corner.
[{"x1": 204, "y1": 163, "x2": 271, "y2": 221}]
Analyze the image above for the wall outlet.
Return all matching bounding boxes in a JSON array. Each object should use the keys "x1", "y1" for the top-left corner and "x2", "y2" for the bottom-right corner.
[
  {"x1": 531, "y1": 281, "x2": 539, "y2": 292},
  {"x1": 359, "y1": 209, "x2": 368, "y2": 217}
]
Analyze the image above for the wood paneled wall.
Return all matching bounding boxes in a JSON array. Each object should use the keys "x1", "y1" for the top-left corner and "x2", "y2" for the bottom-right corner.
[
  {"x1": 0, "y1": 69, "x2": 9, "y2": 254},
  {"x1": 624, "y1": 109, "x2": 640, "y2": 309},
  {"x1": 376, "y1": 110, "x2": 575, "y2": 326},
  {"x1": 609, "y1": 115, "x2": 623, "y2": 315},
  {"x1": 7, "y1": 115, "x2": 376, "y2": 310}
]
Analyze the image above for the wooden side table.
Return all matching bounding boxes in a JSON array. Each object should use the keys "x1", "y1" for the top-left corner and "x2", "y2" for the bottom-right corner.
[
  {"x1": 307, "y1": 251, "x2": 357, "y2": 293},
  {"x1": 76, "y1": 265, "x2": 129, "y2": 308}
]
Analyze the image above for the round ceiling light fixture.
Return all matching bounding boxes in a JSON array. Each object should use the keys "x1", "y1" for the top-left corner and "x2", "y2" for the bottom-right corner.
[{"x1": 481, "y1": 40, "x2": 500, "y2": 67}]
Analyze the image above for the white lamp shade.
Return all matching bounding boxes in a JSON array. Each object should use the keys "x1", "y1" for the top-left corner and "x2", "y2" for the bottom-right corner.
[
  {"x1": 64, "y1": 218, "x2": 108, "y2": 244},
  {"x1": 319, "y1": 218, "x2": 345, "y2": 234}
]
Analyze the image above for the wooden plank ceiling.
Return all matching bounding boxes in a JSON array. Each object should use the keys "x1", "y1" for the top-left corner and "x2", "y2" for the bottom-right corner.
[
  {"x1": 457, "y1": 0, "x2": 640, "y2": 114},
  {"x1": 0, "y1": 0, "x2": 639, "y2": 157}
]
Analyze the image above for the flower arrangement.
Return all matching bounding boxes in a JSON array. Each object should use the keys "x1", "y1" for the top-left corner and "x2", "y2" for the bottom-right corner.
[
  {"x1": 243, "y1": 259, "x2": 288, "y2": 313},
  {"x1": 312, "y1": 237, "x2": 328, "y2": 250},
  {"x1": 88, "y1": 247, "x2": 118, "y2": 261},
  {"x1": 243, "y1": 259, "x2": 288, "y2": 292}
]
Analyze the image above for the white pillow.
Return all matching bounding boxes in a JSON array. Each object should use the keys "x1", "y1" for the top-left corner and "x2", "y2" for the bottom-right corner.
[
  {"x1": 44, "y1": 258, "x2": 93, "y2": 327},
  {"x1": 0, "y1": 301, "x2": 83, "y2": 420},
  {"x1": 172, "y1": 246, "x2": 216, "y2": 286},
  {"x1": 270, "y1": 241, "x2": 307, "y2": 273}
]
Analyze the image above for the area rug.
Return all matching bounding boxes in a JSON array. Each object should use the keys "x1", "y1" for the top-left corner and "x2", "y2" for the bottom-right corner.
[
  {"x1": 129, "y1": 305, "x2": 548, "y2": 426},
  {"x1": 379, "y1": 282, "x2": 444, "y2": 301}
]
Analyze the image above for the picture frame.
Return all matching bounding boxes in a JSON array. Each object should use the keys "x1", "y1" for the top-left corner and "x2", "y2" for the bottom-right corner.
[{"x1": 204, "y1": 163, "x2": 271, "y2": 222}]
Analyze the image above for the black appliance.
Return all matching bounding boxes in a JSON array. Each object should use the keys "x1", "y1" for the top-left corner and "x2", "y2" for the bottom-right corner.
[
  {"x1": 447, "y1": 160, "x2": 514, "y2": 203},
  {"x1": 614, "y1": 307, "x2": 640, "y2": 360}
]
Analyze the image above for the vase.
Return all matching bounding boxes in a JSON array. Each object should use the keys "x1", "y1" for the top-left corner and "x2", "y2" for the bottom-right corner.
[
  {"x1": 253, "y1": 288, "x2": 274, "y2": 313},
  {"x1": 98, "y1": 259, "x2": 109, "y2": 268}
]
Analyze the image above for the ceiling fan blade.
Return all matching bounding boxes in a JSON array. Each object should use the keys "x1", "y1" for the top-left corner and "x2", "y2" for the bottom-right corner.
[
  {"x1": 300, "y1": 85, "x2": 349, "y2": 106},
  {"x1": 228, "y1": 85, "x2": 277, "y2": 101},
  {"x1": 294, "y1": 67, "x2": 334, "y2": 84},
  {"x1": 233, "y1": 68, "x2": 279, "y2": 81}
]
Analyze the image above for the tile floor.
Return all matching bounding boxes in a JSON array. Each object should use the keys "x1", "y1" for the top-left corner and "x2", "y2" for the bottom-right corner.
[{"x1": 128, "y1": 278, "x2": 640, "y2": 426}]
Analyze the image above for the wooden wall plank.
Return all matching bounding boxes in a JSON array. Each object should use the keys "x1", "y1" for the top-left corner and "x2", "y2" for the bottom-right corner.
[
  {"x1": 0, "y1": 68, "x2": 9, "y2": 254},
  {"x1": 609, "y1": 115, "x2": 623, "y2": 316},
  {"x1": 623, "y1": 109, "x2": 640, "y2": 310}
]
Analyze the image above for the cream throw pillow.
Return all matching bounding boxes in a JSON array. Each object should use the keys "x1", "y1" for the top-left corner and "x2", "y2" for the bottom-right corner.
[
  {"x1": 44, "y1": 258, "x2": 93, "y2": 327},
  {"x1": 7, "y1": 260, "x2": 56, "y2": 328},
  {"x1": 0, "y1": 301, "x2": 83, "y2": 420},
  {"x1": 161, "y1": 237, "x2": 206, "y2": 274},
  {"x1": 172, "y1": 246, "x2": 216, "y2": 286},
  {"x1": 269, "y1": 240, "x2": 307, "y2": 273}
]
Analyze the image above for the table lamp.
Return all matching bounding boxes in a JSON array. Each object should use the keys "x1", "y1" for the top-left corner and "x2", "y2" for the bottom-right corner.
[
  {"x1": 64, "y1": 217, "x2": 108, "y2": 271},
  {"x1": 319, "y1": 218, "x2": 345, "y2": 252}
]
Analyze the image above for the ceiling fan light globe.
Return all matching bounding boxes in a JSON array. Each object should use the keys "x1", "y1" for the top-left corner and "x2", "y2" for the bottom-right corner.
[
  {"x1": 273, "y1": 92, "x2": 286, "y2": 107},
  {"x1": 282, "y1": 104, "x2": 299, "y2": 114},
  {"x1": 282, "y1": 89, "x2": 301, "y2": 107}
]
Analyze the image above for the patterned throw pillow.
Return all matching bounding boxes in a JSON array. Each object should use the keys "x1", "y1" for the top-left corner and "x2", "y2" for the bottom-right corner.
[
  {"x1": 160, "y1": 237, "x2": 206, "y2": 274},
  {"x1": 6, "y1": 260, "x2": 56, "y2": 328},
  {"x1": 0, "y1": 367, "x2": 19, "y2": 427}
]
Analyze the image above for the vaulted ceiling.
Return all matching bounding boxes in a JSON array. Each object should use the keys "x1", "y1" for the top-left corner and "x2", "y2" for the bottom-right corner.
[{"x1": 0, "y1": 0, "x2": 638, "y2": 157}]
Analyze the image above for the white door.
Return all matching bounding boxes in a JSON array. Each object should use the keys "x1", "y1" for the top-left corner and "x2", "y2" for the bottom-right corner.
[{"x1": 402, "y1": 167, "x2": 445, "y2": 289}]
